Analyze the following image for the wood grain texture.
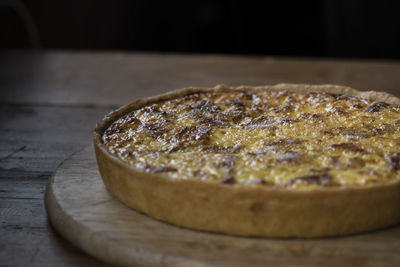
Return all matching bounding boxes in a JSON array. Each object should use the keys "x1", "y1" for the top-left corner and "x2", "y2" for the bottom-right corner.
[
  {"x1": 46, "y1": 146, "x2": 400, "y2": 267},
  {"x1": 0, "y1": 104, "x2": 111, "y2": 266},
  {"x1": 1, "y1": 51, "x2": 400, "y2": 107}
]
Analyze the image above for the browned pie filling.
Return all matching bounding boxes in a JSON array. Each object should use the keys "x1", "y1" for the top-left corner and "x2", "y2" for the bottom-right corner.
[{"x1": 102, "y1": 90, "x2": 400, "y2": 189}]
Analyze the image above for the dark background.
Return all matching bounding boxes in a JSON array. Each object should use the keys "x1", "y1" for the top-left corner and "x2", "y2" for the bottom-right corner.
[{"x1": 1, "y1": 0, "x2": 400, "y2": 59}]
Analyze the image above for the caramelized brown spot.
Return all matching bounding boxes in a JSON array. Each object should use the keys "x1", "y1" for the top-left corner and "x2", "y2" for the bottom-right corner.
[
  {"x1": 246, "y1": 151, "x2": 267, "y2": 156},
  {"x1": 330, "y1": 156, "x2": 365, "y2": 169},
  {"x1": 243, "y1": 116, "x2": 298, "y2": 129},
  {"x1": 276, "y1": 151, "x2": 302, "y2": 164},
  {"x1": 201, "y1": 118, "x2": 228, "y2": 127},
  {"x1": 347, "y1": 157, "x2": 366, "y2": 168},
  {"x1": 286, "y1": 174, "x2": 334, "y2": 186},
  {"x1": 306, "y1": 92, "x2": 329, "y2": 103},
  {"x1": 271, "y1": 105, "x2": 292, "y2": 113},
  {"x1": 366, "y1": 102, "x2": 389, "y2": 113},
  {"x1": 388, "y1": 153, "x2": 400, "y2": 171},
  {"x1": 221, "y1": 175, "x2": 236, "y2": 185},
  {"x1": 334, "y1": 94, "x2": 353, "y2": 100},
  {"x1": 144, "y1": 165, "x2": 177, "y2": 173},
  {"x1": 330, "y1": 156, "x2": 341, "y2": 167},
  {"x1": 204, "y1": 143, "x2": 243, "y2": 153},
  {"x1": 264, "y1": 139, "x2": 304, "y2": 154},
  {"x1": 330, "y1": 143, "x2": 365, "y2": 153},
  {"x1": 141, "y1": 104, "x2": 160, "y2": 113},
  {"x1": 124, "y1": 115, "x2": 141, "y2": 124},
  {"x1": 265, "y1": 138, "x2": 302, "y2": 147},
  {"x1": 225, "y1": 110, "x2": 247, "y2": 123},
  {"x1": 243, "y1": 116, "x2": 276, "y2": 129},
  {"x1": 144, "y1": 119, "x2": 171, "y2": 138},
  {"x1": 323, "y1": 127, "x2": 383, "y2": 138},
  {"x1": 171, "y1": 126, "x2": 212, "y2": 145},
  {"x1": 192, "y1": 100, "x2": 221, "y2": 113},
  {"x1": 251, "y1": 179, "x2": 271, "y2": 185},
  {"x1": 109, "y1": 123, "x2": 124, "y2": 133},
  {"x1": 236, "y1": 91, "x2": 255, "y2": 101},
  {"x1": 301, "y1": 113, "x2": 321, "y2": 120},
  {"x1": 194, "y1": 170, "x2": 208, "y2": 178},
  {"x1": 103, "y1": 115, "x2": 143, "y2": 143},
  {"x1": 350, "y1": 104, "x2": 363, "y2": 109},
  {"x1": 215, "y1": 160, "x2": 235, "y2": 169},
  {"x1": 330, "y1": 107, "x2": 348, "y2": 116},
  {"x1": 166, "y1": 144, "x2": 184, "y2": 153},
  {"x1": 276, "y1": 118, "x2": 299, "y2": 124},
  {"x1": 179, "y1": 93, "x2": 200, "y2": 102},
  {"x1": 228, "y1": 100, "x2": 245, "y2": 108},
  {"x1": 285, "y1": 96, "x2": 296, "y2": 104}
]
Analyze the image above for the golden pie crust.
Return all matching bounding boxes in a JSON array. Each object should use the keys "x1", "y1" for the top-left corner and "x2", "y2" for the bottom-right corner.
[{"x1": 94, "y1": 84, "x2": 400, "y2": 238}]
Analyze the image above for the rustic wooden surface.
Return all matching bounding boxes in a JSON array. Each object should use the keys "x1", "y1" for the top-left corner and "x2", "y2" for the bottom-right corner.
[
  {"x1": 0, "y1": 51, "x2": 400, "y2": 266},
  {"x1": 46, "y1": 145, "x2": 400, "y2": 267}
]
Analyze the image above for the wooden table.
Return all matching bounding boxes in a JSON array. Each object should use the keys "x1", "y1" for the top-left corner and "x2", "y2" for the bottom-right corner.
[{"x1": 1, "y1": 51, "x2": 399, "y2": 266}]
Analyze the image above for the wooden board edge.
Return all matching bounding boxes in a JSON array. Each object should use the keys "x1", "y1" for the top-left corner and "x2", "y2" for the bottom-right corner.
[{"x1": 44, "y1": 147, "x2": 150, "y2": 267}]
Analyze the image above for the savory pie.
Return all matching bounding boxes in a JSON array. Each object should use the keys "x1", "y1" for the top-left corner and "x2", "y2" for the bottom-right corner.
[{"x1": 94, "y1": 84, "x2": 400, "y2": 238}]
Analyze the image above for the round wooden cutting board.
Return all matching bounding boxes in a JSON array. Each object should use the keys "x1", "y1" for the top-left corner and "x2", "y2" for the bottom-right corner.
[{"x1": 45, "y1": 145, "x2": 400, "y2": 267}]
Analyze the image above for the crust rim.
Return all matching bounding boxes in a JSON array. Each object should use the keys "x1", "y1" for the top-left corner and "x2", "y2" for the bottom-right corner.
[{"x1": 93, "y1": 84, "x2": 400, "y2": 238}]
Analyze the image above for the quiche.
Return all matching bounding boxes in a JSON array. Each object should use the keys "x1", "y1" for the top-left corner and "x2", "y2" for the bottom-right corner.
[{"x1": 94, "y1": 84, "x2": 400, "y2": 238}]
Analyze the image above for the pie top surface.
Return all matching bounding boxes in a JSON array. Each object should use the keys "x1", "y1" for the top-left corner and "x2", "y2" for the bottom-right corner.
[{"x1": 102, "y1": 89, "x2": 400, "y2": 190}]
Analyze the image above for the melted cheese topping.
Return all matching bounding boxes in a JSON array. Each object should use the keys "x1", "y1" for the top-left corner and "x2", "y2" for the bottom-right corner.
[{"x1": 102, "y1": 90, "x2": 400, "y2": 189}]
